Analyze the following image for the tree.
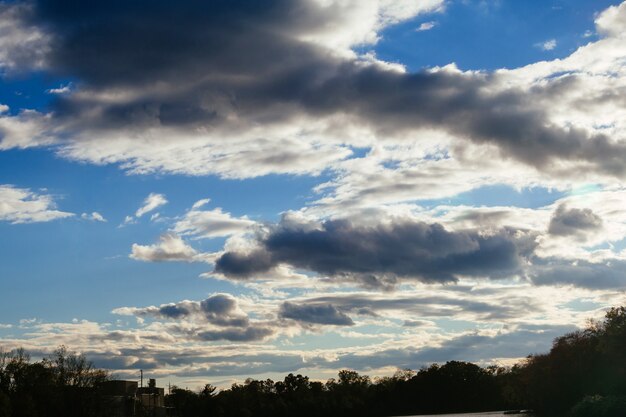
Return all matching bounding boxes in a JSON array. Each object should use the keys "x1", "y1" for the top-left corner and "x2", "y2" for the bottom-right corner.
[
  {"x1": 45, "y1": 346, "x2": 108, "y2": 388},
  {"x1": 0, "y1": 391, "x2": 11, "y2": 417}
]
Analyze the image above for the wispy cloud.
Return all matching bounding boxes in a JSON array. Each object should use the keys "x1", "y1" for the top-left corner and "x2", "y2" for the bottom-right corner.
[
  {"x1": 130, "y1": 233, "x2": 202, "y2": 263},
  {"x1": 122, "y1": 192, "x2": 168, "y2": 225},
  {"x1": 416, "y1": 21, "x2": 437, "y2": 31},
  {"x1": 136, "y1": 193, "x2": 168, "y2": 218},
  {"x1": 0, "y1": 185, "x2": 73, "y2": 224},
  {"x1": 537, "y1": 38, "x2": 557, "y2": 51},
  {"x1": 81, "y1": 212, "x2": 106, "y2": 222}
]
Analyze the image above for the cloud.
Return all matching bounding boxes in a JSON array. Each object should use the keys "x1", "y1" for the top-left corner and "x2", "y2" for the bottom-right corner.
[
  {"x1": 530, "y1": 258, "x2": 626, "y2": 290},
  {"x1": 46, "y1": 83, "x2": 72, "y2": 94},
  {"x1": 200, "y1": 294, "x2": 250, "y2": 327},
  {"x1": 173, "y1": 199, "x2": 255, "y2": 239},
  {"x1": 114, "y1": 293, "x2": 251, "y2": 328},
  {"x1": 0, "y1": 2, "x2": 49, "y2": 73},
  {"x1": 595, "y1": 1, "x2": 626, "y2": 37},
  {"x1": 279, "y1": 301, "x2": 355, "y2": 326},
  {"x1": 0, "y1": 109, "x2": 57, "y2": 149},
  {"x1": 0, "y1": 0, "x2": 625, "y2": 183},
  {"x1": 81, "y1": 211, "x2": 106, "y2": 222},
  {"x1": 288, "y1": 291, "x2": 541, "y2": 322},
  {"x1": 403, "y1": 320, "x2": 433, "y2": 327},
  {"x1": 416, "y1": 21, "x2": 437, "y2": 31},
  {"x1": 196, "y1": 327, "x2": 274, "y2": 342},
  {"x1": 537, "y1": 39, "x2": 557, "y2": 51},
  {"x1": 214, "y1": 214, "x2": 536, "y2": 284},
  {"x1": 135, "y1": 193, "x2": 167, "y2": 218},
  {"x1": 337, "y1": 324, "x2": 577, "y2": 370},
  {"x1": 112, "y1": 293, "x2": 277, "y2": 342},
  {"x1": 548, "y1": 204, "x2": 602, "y2": 237},
  {"x1": 0, "y1": 185, "x2": 73, "y2": 223},
  {"x1": 130, "y1": 233, "x2": 200, "y2": 262}
]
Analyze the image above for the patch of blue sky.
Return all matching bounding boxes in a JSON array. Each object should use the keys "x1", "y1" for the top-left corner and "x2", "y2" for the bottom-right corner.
[
  {"x1": 0, "y1": 221, "x2": 218, "y2": 324},
  {"x1": 418, "y1": 184, "x2": 566, "y2": 210},
  {"x1": 348, "y1": 146, "x2": 370, "y2": 160},
  {"x1": 567, "y1": 183, "x2": 603, "y2": 197},
  {"x1": 0, "y1": 149, "x2": 331, "y2": 223},
  {"x1": 369, "y1": 0, "x2": 620, "y2": 72},
  {"x1": 562, "y1": 299, "x2": 602, "y2": 312},
  {"x1": 0, "y1": 72, "x2": 73, "y2": 114},
  {"x1": 0, "y1": 326, "x2": 15, "y2": 338},
  {"x1": 584, "y1": 242, "x2": 613, "y2": 252},
  {"x1": 0, "y1": 148, "x2": 339, "y2": 324},
  {"x1": 609, "y1": 237, "x2": 626, "y2": 253}
]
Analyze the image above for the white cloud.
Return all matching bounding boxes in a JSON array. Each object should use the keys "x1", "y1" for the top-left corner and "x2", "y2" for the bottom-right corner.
[
  {"x1": 595, "y1": 1, "x2": 626, "y2": 37},
  {"x1": 416, "y1": 21, "x2": 437, "y2": 31},
  {"x1": 0, "y1": 185, "x2": 73, "y2": 224},
  {"x1": 136, "y1": 193, "x2": 168, "y2": 218},
  {"x1": 173, "y1": 199, "x2": 256, "y2": 239},
  {"x1": 297, "y1": 0, "x2": 445, "y2": 55},
  {"x1": 537, "y1": 39, "x2": 557, "y2": 51},
  {"x1": 0, "y1": 109, "x2": 57, "y2": 150},
  {"x1": 0, "y1": 3, "x2": 50, "y2": 73},
  {"x1": 46, "y1": 83, "x2": 72, "y2": 95},
  {"x1": 130, "y1": 233, "x2": 202, "y2": 262},
  {"x1": 81, "y1": 212, "x2": 106, "y2": 222}
]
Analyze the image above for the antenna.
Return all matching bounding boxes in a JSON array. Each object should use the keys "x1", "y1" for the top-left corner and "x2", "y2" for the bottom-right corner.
[{"x1": 140, "y1": 370, "x2": 143, "y2": 388}]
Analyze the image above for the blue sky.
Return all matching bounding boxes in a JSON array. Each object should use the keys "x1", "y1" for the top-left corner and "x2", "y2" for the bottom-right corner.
[{"x1": 1, "y1": 0, "x2": 626, "y2": 388}]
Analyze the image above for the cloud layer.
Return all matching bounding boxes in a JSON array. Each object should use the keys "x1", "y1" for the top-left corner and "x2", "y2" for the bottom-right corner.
[{"x1": 0, "y1": 0, "x2": 625, "y2": 183}]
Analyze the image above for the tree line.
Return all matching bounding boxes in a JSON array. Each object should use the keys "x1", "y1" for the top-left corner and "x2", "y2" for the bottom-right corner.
[{"x1": 2, "y1": 306, "x2": 626, "y2": 417}]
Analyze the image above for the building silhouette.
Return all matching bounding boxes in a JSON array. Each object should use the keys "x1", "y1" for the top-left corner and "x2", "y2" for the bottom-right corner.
[{"x1": 102, "y1": 376, "x2": 169, "y2": 417}]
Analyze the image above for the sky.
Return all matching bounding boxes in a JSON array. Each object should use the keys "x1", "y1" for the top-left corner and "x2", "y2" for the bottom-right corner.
[{"x1": 1, "y1": 0, "x2": 626, "y2": 389}]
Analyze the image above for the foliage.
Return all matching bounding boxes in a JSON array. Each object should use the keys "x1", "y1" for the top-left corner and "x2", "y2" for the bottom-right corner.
[
  {"x1": 0, "y1": 346, "x2": 109, "y2": 417},
  {"x1": 515, "y1": 306, "x2": 626, "y2": 416},
  {"x1": 570, "y1": 395, "x2": 626, "y2": 417}
]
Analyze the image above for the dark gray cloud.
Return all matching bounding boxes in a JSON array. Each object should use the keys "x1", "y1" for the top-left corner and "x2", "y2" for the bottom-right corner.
[
  {"x1": 197, "y1": 327, "x2": 274, "y2": 342},
  {"x1": 115, "y1": 294, "x2": 250, "y2": 327},
  {"x1": 112, "y1": 294, "x2": 278, "y2": 342},
  {"x1": 3, "y1": 0, "x2": 624, "y2": 177},
  {"x1": 200, "y1": 294, "x2": 249, "y2": 327},
  {"x1": 292, "y1": 293, "x2": 540, "y2": 321},
  {"x1": 403, "y1": 320, "x2": 432, "y2": 327},
  {"x1": 548, "y1": 204, "x2": 603, "y2": 236},
  {"x1": 530, "y1": 257, "x2": 626, "y2": 289},
  {"x1": 215, "y1": 218, "x2": 536, "y2": 284},
  {"x1": 279, "y1": 301, "x2": 354, "y2": 326},
  {"x1": 453, "y1": 210, "x2": 510, "y2": 226},
  {"x1": 158, "y1": 304, "x2": 191, "y2": 319}
]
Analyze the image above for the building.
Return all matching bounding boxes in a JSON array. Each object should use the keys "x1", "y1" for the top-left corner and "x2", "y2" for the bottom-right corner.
[
  {"x1": 137, "y1": 379, "x2": 166, "y2": 416},
  {"x1": 102, "y1": 377, "x2": 169, "y2": 417}
]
